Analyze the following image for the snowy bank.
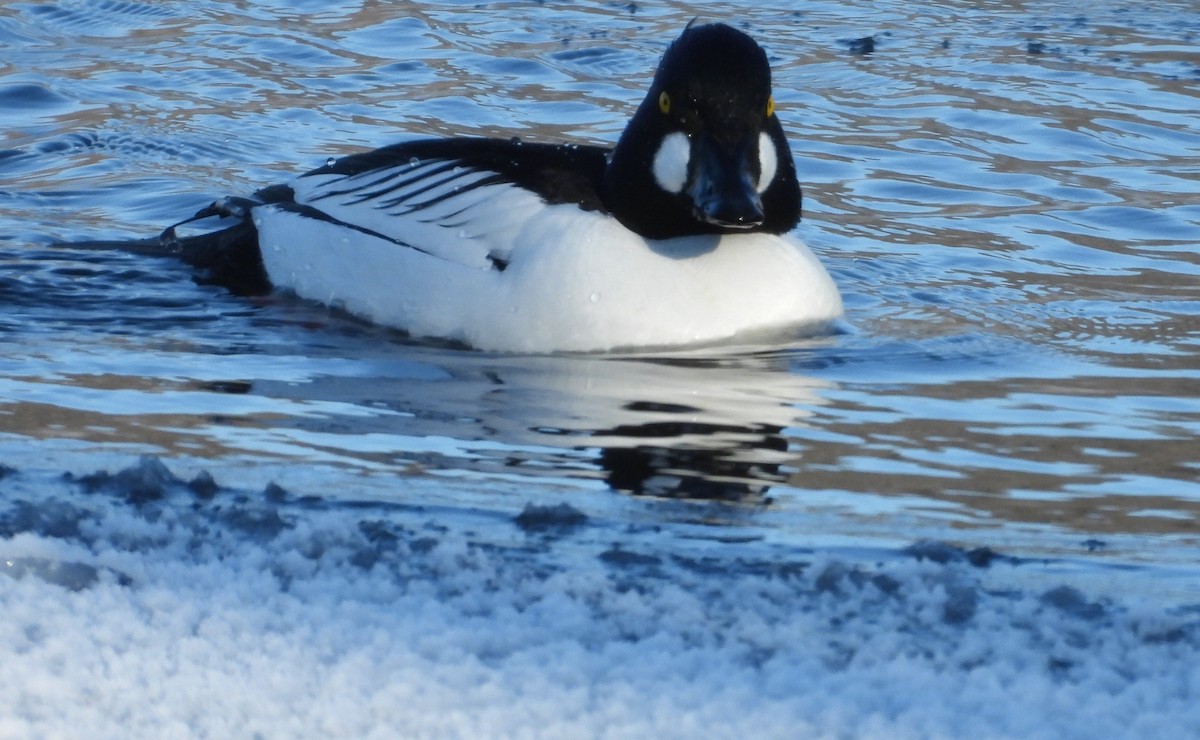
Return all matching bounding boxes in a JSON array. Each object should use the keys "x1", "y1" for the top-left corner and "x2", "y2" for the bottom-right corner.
[{"x1": 1, "y1": 457, "x2": 1197, "y2": 739}]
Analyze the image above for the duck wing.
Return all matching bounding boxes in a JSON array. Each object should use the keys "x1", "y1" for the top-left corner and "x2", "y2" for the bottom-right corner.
[{"x1": 282, "y1": 137, "x2": 610, "y2": 269}]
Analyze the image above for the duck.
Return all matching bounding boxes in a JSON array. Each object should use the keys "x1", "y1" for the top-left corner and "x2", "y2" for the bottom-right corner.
[{"x1": 167, "y1": 22, "x2": 842, "y2": 353}]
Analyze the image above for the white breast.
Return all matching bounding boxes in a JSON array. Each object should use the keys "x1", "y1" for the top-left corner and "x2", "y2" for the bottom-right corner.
[{"x1": 253, "y1": 182, "x2": 842, "y2": 353}]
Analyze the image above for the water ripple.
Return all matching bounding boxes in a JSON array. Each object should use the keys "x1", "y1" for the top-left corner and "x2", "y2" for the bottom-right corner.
[{"x1": 1, "y1": 0, "x2": 1197, "y2": 572}]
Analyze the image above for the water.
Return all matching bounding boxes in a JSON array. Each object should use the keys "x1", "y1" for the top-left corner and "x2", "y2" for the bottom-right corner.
[{"x1": 3, "y1": 0, "x2": 1198, "y2": 574}]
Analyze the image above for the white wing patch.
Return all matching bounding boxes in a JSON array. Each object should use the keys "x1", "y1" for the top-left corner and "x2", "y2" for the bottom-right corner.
[{"x1": 289, "y1": 158, "x2": 545, "y2": 269}]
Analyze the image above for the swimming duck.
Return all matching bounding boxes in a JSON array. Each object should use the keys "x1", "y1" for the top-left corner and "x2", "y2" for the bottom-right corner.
[{"x1": 172, "y1": 22, "x2": 842, "y2": 352}]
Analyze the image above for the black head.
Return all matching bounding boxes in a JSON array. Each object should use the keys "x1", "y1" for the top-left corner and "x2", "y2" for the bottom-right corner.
[{"x1": 602, "y1": 23, "x2": 802, "y2": 239}]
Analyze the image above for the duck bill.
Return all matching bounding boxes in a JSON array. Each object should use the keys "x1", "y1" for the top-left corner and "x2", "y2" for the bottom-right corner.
[{"x1": 687, "y1": 132, "x2": 764, "y2": 230}]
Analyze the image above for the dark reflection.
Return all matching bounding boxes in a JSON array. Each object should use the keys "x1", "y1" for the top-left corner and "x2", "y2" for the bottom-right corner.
[
  {"x1": 596, "y1": 418, "x2": 789, "y2": 502},
  {"x1": 533, "y1": 359, "x2": 822, "y2": 503},
  {"x1": 229, "y1": 347, "x2": 828, "y2": 507}
]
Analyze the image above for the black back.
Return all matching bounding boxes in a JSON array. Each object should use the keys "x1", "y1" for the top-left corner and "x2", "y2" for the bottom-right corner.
[{"x1": 303, "y1": 137, "x2": 610, "y2": 212}]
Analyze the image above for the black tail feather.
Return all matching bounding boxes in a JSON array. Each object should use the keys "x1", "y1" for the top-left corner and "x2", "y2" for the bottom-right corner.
[
  {"x1": 170, "y1": 215, "x2": 269, "y2": 296},
  {"x1": 157, "y1": 196, "x2": 270, "y2": 295},
  {"x1": 54, "y1": 193, "x2": 280, "y2": 296}
]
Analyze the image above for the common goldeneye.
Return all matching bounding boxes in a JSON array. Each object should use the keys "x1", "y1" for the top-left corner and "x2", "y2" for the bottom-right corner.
[{"x1": 169, "y1": 22, "x2": 843, "y2": 352}]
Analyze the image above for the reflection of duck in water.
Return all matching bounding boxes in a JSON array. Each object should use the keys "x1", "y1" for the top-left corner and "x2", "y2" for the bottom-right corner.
[
  {"x1": 470, "y1": 352, "x2": 827, "y2": 501},
  {"x1": 144, "y1": 23, "x2": 840, "y2": 352},
  {"x1": 189, "y1": 345, "x2": 831, "y2": 505},
  {"x1": 567, "y1": 356, "x2": 823, "y2": 503},
  {"x1": 597, "y1": 414, "x2": 789, "y2": 502}
]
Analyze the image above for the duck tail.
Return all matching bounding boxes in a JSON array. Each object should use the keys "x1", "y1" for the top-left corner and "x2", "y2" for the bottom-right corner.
[
  {"x1": 56, "y1": 184, "x2": 293, "y2": 297},
  {"x1": 154, "y1": 194, "x2": 269, "y2": 295}
]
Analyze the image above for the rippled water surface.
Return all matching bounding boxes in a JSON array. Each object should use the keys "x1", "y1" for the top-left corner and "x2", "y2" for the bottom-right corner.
[{"x1": 2, "y1": 1, "x2": 1198, "y2": 596}]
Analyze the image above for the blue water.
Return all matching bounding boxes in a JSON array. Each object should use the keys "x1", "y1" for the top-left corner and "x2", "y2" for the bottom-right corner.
[{"x1": 2, "y1": 0, "x2": 1199, "y2": 598}]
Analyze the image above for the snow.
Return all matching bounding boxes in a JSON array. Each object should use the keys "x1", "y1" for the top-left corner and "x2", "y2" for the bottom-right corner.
[{"x1": 1, "y1": 456, "x2": 1197, "y2": 739}]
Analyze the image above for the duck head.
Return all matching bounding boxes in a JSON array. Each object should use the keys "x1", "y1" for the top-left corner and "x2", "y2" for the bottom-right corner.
[{"x1": 603, "y1": 23, "x2": 802, "y2": 240}]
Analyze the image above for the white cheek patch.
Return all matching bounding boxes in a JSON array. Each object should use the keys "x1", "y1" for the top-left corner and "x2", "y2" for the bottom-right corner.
[
  {"x1": 652, "y1": 131, "x2": 691, "y2": 194},
  {"x1": 757, "y1": 132, "x2": 778, "y2": 193}
]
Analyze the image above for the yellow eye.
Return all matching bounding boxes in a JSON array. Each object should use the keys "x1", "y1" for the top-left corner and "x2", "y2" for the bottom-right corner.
[
  {"x1": 658, "y1": 91, "x2": 671, "y2": 114},
  {"x1": 766, "y1": 95, "x2": 775, "y2": 117}
]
